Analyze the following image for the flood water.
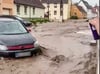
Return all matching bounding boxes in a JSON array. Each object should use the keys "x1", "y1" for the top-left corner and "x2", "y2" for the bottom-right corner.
[{"x1": 0, "y1": 20, "x2": 97, "y2": 74}]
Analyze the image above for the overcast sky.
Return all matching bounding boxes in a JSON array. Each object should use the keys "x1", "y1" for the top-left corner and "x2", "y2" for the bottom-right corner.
[{"x1": 72, "y1": 0, "x2": 99, "y2": 6}]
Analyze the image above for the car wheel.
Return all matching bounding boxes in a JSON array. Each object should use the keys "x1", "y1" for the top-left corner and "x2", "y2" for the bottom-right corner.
[{"x1": 32, "y1": 48, "x2": 42, "y2": 56}]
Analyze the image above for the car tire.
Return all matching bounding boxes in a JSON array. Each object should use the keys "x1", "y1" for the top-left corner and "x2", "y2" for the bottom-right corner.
[{"x1": 32, "y1": 48, "x2": 42, "y2": 56}]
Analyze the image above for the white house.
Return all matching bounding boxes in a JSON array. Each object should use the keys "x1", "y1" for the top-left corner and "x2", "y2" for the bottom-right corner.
[
  {"x1": 14, "y1": 0, "x2": 45, "y2": 18},
  {"x1": 77, "y1": 0, "x2": 94, "y2": 19},
  {"x1": 41, "y1": 0, "x2": 71, "y2": 22}
]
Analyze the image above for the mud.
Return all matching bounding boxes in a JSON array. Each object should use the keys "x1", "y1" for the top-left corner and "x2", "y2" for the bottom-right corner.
[{"x1": 0, "y1": 19, "x2": 98, "y2": 74}]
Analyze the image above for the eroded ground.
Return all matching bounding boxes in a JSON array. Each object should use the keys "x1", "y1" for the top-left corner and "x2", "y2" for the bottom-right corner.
[{"x1": 0, "y1": 20, "x2": 97, "y2": 74}]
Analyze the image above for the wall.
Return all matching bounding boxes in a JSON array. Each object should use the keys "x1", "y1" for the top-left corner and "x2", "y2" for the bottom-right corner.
[
  {"x1": 71, "y1": 5, "x2": 86, "y2": 19},
  {"x1": 67, "y1": 0, "x2": 71, "y2": 18},
  {"x1": 14, "y1": 4, "x2": 45, "y2": 18},
  {"x1": 0, "y1": 0, "x2": 14, "y2": 15},
  {"x1": 43, "y1": 3, "x2": 69, "y2": 21}
]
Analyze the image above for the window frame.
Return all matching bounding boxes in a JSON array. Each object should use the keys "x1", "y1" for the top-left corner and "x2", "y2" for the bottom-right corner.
[
  {"x1": 54, "y1": 10, "x2": 57, "y2": 15},
  {"x1": 24, "y1": 6, "x2": 27, "y2": 15},
  {"x1": 33, "y1": 7, "x2": 35, "y2": 15},
  {"x1": 54, "y1": 3, "x2": 57, "y2": 8},
  {"x1": 17, "y1": 5, "x2": 20, "y2": 14}
]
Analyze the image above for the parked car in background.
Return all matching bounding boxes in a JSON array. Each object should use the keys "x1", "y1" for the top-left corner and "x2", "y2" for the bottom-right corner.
[
  {"x1": 0, "y1": 16, "x2": 39, "y2": 58},
  {"x1": 0, "y1": 15, "x2": 32, "y2": 27}
]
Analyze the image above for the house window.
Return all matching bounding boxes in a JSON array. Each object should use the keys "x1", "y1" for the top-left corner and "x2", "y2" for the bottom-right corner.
[
  {"x1": 74, "y1": 12, "x2": 77, "y2": 15},
  {"x1": 33, "y1": 7, "x2": 35, "y2": 15},
  {"x1": 17, "y1": 5, "x2": 20, "y2": 14},
  {"x1": 60, "y1": 11, "x2": 63, "y2": 16},
  {"x1": 54, "y1": 4, "x2": 57, "y2": 8},
  {"x1": 54, "y1": 11, "x2": 57, "y2": 15},
  {"x1": 24, "y1": 6, "x2": 27, "y2": 14},
  {"x1": 47, "y1": 4, "x2": 50, "y2": 8}
]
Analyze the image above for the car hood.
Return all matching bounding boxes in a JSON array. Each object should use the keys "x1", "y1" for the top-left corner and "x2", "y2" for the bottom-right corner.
[{"x1": 0, "y1": 33, "x2": 36, "y2": 46}]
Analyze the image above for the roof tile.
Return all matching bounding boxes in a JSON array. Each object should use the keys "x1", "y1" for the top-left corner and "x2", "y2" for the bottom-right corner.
[
  {"x1": 14, "y1": 0, "x2": 45, "y2": 9},
  {"x1": 41, "y1": 0, "x2": 68, "y2": 4}
]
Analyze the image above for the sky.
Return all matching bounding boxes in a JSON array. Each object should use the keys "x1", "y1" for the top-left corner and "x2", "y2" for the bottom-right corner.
[{"x1": 72, "y1": 0, "x2": 99, "y2": 6}]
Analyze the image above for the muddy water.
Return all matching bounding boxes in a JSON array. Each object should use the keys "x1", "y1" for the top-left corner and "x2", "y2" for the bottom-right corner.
[{"x1": 0, "y1": 20, "x2": 97, "y2": 74}]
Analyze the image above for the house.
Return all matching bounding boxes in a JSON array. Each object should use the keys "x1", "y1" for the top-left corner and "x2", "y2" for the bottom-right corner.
[
  {"x1": 77, "y1": 0, "x2": 93, "y2": 19},
  {"x1": 0, "y1": 0, "x2": 14, "y2": 15},
  {"x1": 14, "y1": 0, "x2": 45, "y2": 18},
  {"x1": 41, "y1": 0, "x2": 71, "y2": 22},
  {"x1": 70, "y1": 4, "x2": 87, "y2": 19},
  {"x1": 91, "y1": 5, "x2": 100, "y2": 17}
]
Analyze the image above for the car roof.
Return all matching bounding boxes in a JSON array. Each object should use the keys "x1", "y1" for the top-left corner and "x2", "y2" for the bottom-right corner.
[
  {"x1": 0, "y1": 15, "x2": 24, "y2": 21},
  {"x1": 0, "y1": 15, "x2": 17, "y2": 18},
  {"x1": 0, "y1": 18, "x2": 16, "y2": 21},
  {"x1": 0, "y1": 15, "x2": 18, "y2": 21}
]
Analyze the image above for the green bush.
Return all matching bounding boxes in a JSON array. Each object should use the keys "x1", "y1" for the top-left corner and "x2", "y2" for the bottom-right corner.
[
  {"x1": 30, "y1": 20, "x2": 37, "y2": 24},
  {"x1": 44, "y1": 19, "x2": 49, "y2": 23},
  {"x1": 70, "y1": 16, "x2": 78, "y2": 19},
  {"x1": 30, "y1": 18, "x2": 49, "y2": 24}
]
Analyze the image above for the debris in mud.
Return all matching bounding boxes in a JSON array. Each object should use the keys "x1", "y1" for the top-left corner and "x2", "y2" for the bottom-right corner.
[
  {"x1": 51, "y1": 55, "x2": 67, "y2": 63},
  {"x1": 50, "y1": 55, "x2": 73, "y2": 67},
  {"x1": 80, "y1": 41, "x2": 90, "y2": 45},
  {"x1": 90, "y1": 42, "x2": 97, "y2": 46}
]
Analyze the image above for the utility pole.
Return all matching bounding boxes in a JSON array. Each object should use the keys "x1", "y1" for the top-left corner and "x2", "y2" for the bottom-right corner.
[
  {"x1": 70, "y1": 0, "x2": 73, "y2": 17},
  {"x1": 60, "y1": 0, "x2": 63, "y2": 22}
]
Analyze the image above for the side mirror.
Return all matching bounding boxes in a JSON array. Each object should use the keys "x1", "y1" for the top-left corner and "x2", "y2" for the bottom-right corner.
[
  {"x1": 27, "y1": 29, "x2": 31, "y2": 32},
  {"x1": 25, "y1": 23, "x2": 32, "y2": 27},
  {"x1": 23, "y1": 20, "x2": 32, "y2": 27}
]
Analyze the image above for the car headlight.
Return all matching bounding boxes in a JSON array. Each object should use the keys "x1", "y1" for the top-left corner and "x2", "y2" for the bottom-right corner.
[
  {"x1": 0, "y1": 45, "x2": 8, "y2": 50},
  {"x1": 34, "y1": 41, "x2": 39, "y2": 47}
]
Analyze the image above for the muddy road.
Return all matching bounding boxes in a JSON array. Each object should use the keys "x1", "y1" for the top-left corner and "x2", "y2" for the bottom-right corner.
[{"x1": 0, "y1": 20, "x2": 97, "y2": 74}]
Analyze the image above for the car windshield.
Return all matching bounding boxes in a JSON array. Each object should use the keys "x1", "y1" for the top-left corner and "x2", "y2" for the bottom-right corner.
[{"x1": 0, "y1": 20, "x2": 27, "y2": 35}]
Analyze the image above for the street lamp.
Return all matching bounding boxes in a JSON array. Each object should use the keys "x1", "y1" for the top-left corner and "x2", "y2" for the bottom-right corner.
[{"x1": 60, "y1": 0, "x2": 63, "y2": 22}]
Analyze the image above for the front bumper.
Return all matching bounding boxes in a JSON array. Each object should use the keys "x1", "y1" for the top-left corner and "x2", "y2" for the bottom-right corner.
[{"x1": 0, "y1": 47, "x2": 39, "y2": 57}]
